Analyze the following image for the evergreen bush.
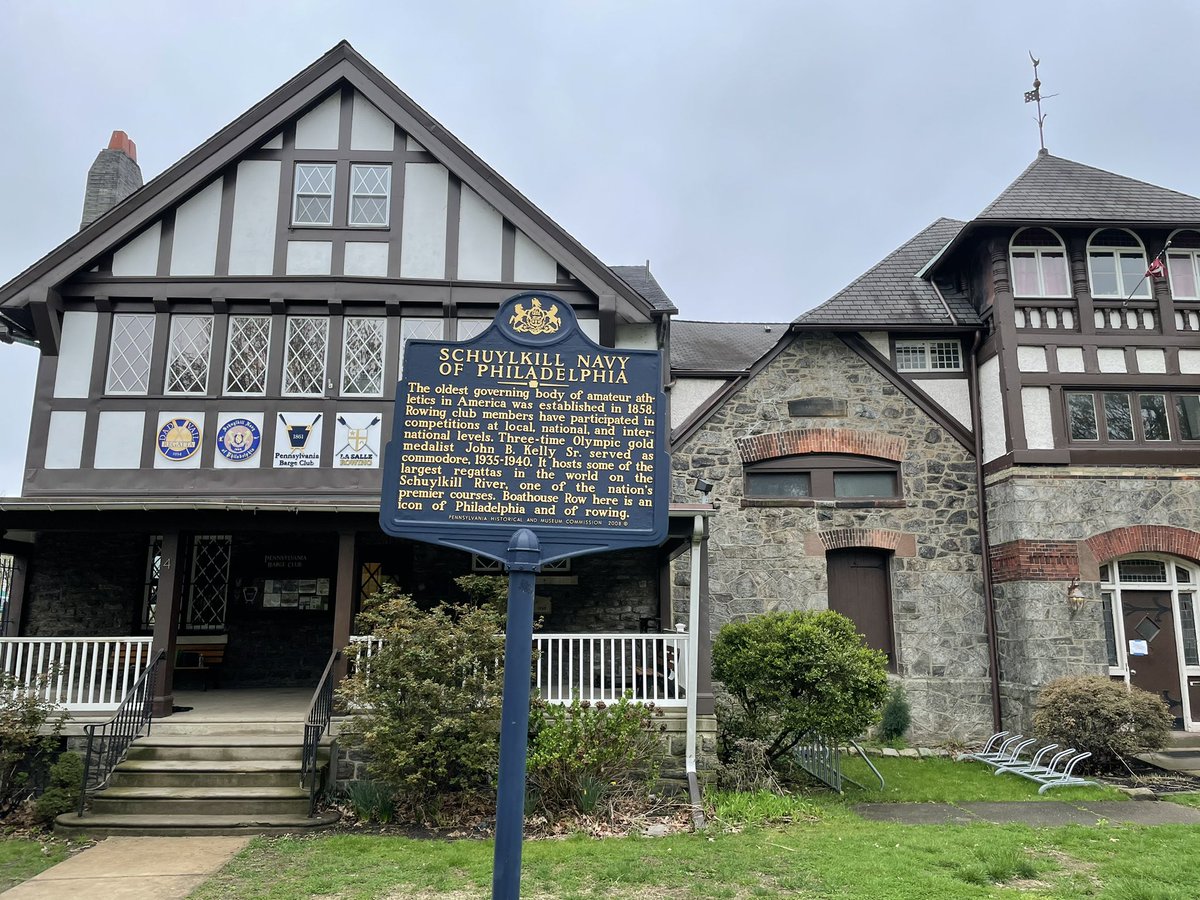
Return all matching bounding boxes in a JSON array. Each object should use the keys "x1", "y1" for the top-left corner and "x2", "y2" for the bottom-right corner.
[
  {"x1": 34, "y1": 751, "x2": 83, "y2": 822},
  {"x1": 878, "y1": 682, "x2": 911, "y2": 743}
]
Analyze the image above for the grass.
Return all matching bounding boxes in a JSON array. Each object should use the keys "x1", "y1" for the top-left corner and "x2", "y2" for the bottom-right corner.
[
  {"x1": 192, "y1": 822, "x2": 1200, "y2": 899},
  {"x1": 1163, "y1": 792, "x2": 1200, "y2": 809},
  {"x1": 0, "y1": 838, "x2": 69, "y2": 893}
]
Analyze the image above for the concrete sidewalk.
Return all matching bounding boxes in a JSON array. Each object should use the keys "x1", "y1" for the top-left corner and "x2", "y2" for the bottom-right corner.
[
  {"x1": 0, "y1": 836, "x2": 249, "y2": 899},
  {"x1": 856, "y1": 800, "x2": 1200, "y2": 826}
]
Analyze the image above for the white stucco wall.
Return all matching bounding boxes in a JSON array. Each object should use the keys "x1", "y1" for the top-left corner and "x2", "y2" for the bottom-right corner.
[
  {"x1": 513, "y1": 230, "x2": 556, "y2": 283},
  {"x1": 294, "y1": 94, "x2": 340, "y2": 149},
  {"x1": 1021, "y1": 386, "x2": 1054, "y2": 450},
  {"x1": 228, "y1": 160, "x2": 280, "y2": 276},
  {"x1": 670, "y1": 377, "x2": 727, "y2": 429},
  {"x1": 95, "y1": 411, "x2": 145, "y2": 469},
  {"x1": 52, "y1": 311, "x2": 97, "y2": 399},
  {"x1": 912, "y1": 377, "x2": 973, "y2": 429},
  {"x1": 111, "y1": 222, "x2": 162, "y2": 276},
  {"x1": 979, "y1": 356, "x2": 1007, "y2": 463},
  {"x1": 400, "y1": 163, "x2": 448, "y2": 278},
  {"x1": 170, "y1": 178, "x2": 223, "y2": 276},
  {"x1": 457, "y1": 185, "x2": 503, "y2": 281},
  {"x1": 350, "y1": 93, "x2": 394, "y2": 151}
]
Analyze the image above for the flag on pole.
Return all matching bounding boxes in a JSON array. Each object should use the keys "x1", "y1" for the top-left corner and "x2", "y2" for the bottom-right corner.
[{"x1": 1147, "y1": 258, "x2": 1166, "y2": 279}]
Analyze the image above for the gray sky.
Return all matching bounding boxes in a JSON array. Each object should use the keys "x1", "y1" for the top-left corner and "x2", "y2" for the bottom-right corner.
[{"x1": 3, "y1": 0, "x2": 1200, "y2": 494}]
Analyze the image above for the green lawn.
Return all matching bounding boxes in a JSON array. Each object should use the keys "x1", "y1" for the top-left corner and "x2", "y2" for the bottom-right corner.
[
  {"x1": 1164, "y1": 792, "x2": 1200, "y2": 809},
  {"x1": 0, "y1": 838, "x2": 69, "y2": 893}
]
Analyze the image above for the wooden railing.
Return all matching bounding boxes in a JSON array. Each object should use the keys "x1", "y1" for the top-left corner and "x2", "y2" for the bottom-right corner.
[
  {"x1": 348, "y1": 632, "x2": 688, "y2": 708},
  {"x1": 1, "y1": 637, "x2": 155, "y2": 712}
]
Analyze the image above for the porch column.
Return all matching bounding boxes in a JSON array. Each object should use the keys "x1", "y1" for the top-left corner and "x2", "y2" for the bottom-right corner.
[
  {"x1": 2, "y1": 547, "x2": 30, "y2": 636},
  {"x1": 331, "y1": 531, "x2": 356, "y2": 682},
  {"x1": 151, "y1": 530, "x2": 186, "y2": 717}
]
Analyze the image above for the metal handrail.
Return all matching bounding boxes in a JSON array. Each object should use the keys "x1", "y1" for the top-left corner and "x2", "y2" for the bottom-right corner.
[
  {"x1": 301, "y1": 649, "x2": 340, "y2": 816},
  {"x1": 76, "y1": 649, "x2": 165, "y2": 816}
]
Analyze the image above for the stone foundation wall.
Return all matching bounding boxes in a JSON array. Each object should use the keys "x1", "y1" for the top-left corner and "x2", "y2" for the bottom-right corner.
[
  {"x1": 24, "y1": 532, "x2": 146, "y2": 636},
  {"x1": 670, "y1": 333, "x2": 992, "y2": 743}
]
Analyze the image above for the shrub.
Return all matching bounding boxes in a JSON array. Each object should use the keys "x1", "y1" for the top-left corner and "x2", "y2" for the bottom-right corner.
[
  {"x1": 526, "y1": 694, "x2": 664, "y2": 813},
  {"x1": 0, "y1": 671, "x2": 64, "y2": 817},
  {"x1": 1031, "y1": 675, "x2": 1172, "y2": 772},
  {"x1": 712, "y1": 610, "x2": 889, "y2": 767},
  {"x1": 339, "y1": 581, "x2": 506, "y2": 808},
  {"x1": 342, "y1": 780, "x2": 396, "y2": 824},
  {"x1": 34, "y1": 751, "x2": 84, "y2": 823},
  {"x1": 878, "y1": 682, "x2": 911, "y2": 743}
]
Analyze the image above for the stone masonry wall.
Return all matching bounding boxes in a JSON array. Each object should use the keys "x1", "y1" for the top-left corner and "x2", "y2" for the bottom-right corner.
[
  {"x1": 986, "y1": 467, "x2": 1200, "y2": 730},
  {"x1": 671, "y1": 333, "x2": 991, "y2": 743},
  {"x1": 24, "y1": 532, "x2": 146, "y2": 636}
]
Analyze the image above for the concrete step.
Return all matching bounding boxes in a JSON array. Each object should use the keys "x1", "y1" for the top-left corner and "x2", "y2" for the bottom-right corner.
[
  {"x1": 110, "y1": 760, "x2": 302, "y2": 789},
  {"x1": 148, "y1": 721, "x2": 305, "y2": 736},
  {"x1": 92, "y1": 786, "x2": 310, "y2": 817},
  {"x1": 55, "y1": 810, "x2": 340, "y2": 838},
  {"x1": 126, "y1": 742, "x2": 305, "y2": 763},
  {"x1": 1168, "y1": 732, "x2": 1200, "y2": 749}
]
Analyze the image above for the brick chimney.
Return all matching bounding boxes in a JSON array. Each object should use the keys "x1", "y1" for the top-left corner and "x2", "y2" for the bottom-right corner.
[{"x1": 80, "y1": 131, "x2": 143, "y2": 229}]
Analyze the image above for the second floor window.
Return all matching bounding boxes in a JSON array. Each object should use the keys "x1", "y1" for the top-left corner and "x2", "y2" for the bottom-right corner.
[
  {"x1": 293, "y1": 164, "x2": 335, "y2": 226},
  {"x1": 106, "y1": 313, "x2": 155, "y2": 394},
  {"x1": 341, "y1": 317, "x2": 386, "y2": 395},
  {"x1": 165, "y1": 315, "x2": 213, "y2": 394},
  {"x1": 1087, "y1": 228, "x2": 1151, "y2": 299},
  {"x1": 895, "y1": 339, "x2": 961, "y2": 372},
  {"x1": 1010, "y1": 227, "x2": 1070, "y2": 298},
  {"x1": 282, "y1": 316, "x2": 328, "y2": 396},
  {"x1": 1167, "y1": 229, "x2": 1200, "y2": 300},
  {"x1": 349, "y1": 165, "x2": 391, "y2": 227},
  {"x1": 744, "y1": 454, "x2": 901, "y2": 501},
  {"x1": 1066, "y1": 390, "x2": 1199, "y2": 445},
  {"x1": 399, "y1": 317, "x2": 443, "y2": 375},
  {"x1": 224, "y1": 315, "x2": 271, "y2": 394}
]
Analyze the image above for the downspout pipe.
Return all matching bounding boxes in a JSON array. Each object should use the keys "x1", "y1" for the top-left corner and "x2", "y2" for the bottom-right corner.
[
  {"x1": 968, "y1": 328, "x2": 1003, "y2": 731},
  {"x1": 685, "y1": 513, "x2": 705, "y2": 829}
]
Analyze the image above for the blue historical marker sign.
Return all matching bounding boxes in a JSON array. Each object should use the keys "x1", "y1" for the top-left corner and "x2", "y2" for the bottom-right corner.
[
  {"x1": 379, "y1": 291, "x2": 669, "y2": 900},
  {"x1": 379, "y1": 291, "x2": 669, "y2": 563}
]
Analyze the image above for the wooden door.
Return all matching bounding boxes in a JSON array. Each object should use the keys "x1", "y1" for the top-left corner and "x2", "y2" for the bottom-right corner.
[
  {"x1": 1122, "y1": 590, "x2": 1184, "y2": 725},
  {"x1": 827, "y1": 549, "x2": 893, "y2": 666}
]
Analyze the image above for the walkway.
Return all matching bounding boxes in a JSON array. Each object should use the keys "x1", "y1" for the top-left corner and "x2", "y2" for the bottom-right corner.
[
  {"x1": 855, "y1": 800, "x2": 1200, "y2": 826},
  {"x1": 0, "y1": 836, "x2": 249, "y2": 899}
]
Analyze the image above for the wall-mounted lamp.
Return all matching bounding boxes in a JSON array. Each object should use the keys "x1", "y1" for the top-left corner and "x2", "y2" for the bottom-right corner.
[
  {"x1": 694, "y1": 477, "x2": 713, "y2": 497},
  {"x1": 1066, "y1": 577, "x2": 1086, "y2": 612}
]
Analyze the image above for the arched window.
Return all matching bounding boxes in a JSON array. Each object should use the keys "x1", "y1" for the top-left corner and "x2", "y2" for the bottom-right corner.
[
  {"x1": 1010, "y1": 227, "x2": 1071, "y2": 298},
  {"x1": 1087, "y1": 228, "x2": 1151, "y2": 299},
  {"x1": 1166, "y1": 229, "x2": 1200, "y2": 300},
  {"x1": 744, "y1": 454, "x2": 901, "y2": 501}
]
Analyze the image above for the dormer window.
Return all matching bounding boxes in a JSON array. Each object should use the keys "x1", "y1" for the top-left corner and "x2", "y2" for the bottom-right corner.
[
  {"x1": 1010, "y1": 227, "x2": 1071, "y2": 298},
  {"x1": 292, "y1": 164, "x2": 335, "y2": 226},
  {"x1": 1087, "y1": 228, "x2": 1151, "y2": 299},
  {"x1": 1167, "y1": 229, "x2": 1200, "y2": 300}
]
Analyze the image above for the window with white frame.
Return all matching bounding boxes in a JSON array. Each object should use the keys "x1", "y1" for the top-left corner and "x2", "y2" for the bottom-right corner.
[
  {"x1": 1166, "y1": 229, "x2": 1200, "y2": 300},
  {"x1": 894, "y1": 339, "x2": 962, "y2": 373},
  {"x1": 341, "y1": 316, "x2": 386, "y2": 396},
  {"x1": 399, "y1": 317, "x2": 443, "y2": 375},
  {"x1": 1100, "y1": 556, "x2": 1199, "y2": 677},
  {"x1": 456, "y1": 319, "x2": 489, "y2": 340},
  {"x1": 292, "y1": 163, "x2": 335, "y2": 226},
  {"x1": 1087, "y1": 228, "x2": 1151, "y2": 299},
  {"x1": 164, "y1": 314, "x2": 213, "y2": 394},
  {"x1": 1010, "y1": 227, "x2": 1071, "y2": 298},
  {"x1": 106, "y1": 313, "x2": 155, "y2": 394},
  {"x1": 223, "y1": 315, "x2": 271, "y2": 394},
  {"x1": 349, "y1": 165, "x2": 391, "y2": 227},
  {"x1": 282, "y1": 316, "x2": 329, "y2": 396}
]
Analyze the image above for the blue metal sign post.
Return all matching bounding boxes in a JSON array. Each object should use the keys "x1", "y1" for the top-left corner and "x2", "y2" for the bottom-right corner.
[{"x1": 379, "y1": 292, "x2": 668, "y2": 899}]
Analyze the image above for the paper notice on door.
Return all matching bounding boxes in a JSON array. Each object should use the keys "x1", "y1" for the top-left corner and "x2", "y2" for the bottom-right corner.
[{"x1": 1128, "y1": 639, "x2": 1149, "y2": 656}]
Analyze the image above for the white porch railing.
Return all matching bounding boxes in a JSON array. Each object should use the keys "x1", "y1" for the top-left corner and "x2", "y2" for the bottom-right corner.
[
  {"x1": 348, "y1": 632, "x2": 687, "y2": 708},
  {"x1": 0, "y1": 637, "x2": 155, "y2": 712}
]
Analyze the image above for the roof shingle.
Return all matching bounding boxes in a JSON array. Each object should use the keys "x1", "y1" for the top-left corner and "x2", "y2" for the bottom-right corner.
[
  {"x1": 670, "y1": 321, "x2": 786, "y2": 372},
  {"x1": 609, "y1": 265, "x2": 677, "y2": 312}
]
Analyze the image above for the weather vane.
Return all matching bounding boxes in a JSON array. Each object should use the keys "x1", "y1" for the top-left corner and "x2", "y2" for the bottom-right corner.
[{"x1": 1025, "y1": 52, "x2": 1057, "y2": 153}]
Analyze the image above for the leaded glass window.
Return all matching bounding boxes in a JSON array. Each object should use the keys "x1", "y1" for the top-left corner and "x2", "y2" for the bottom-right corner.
[
  {"x1": 1140, "y1": 394, "x2": 1171, "y2": 441},
  {"x1": 349, "y1": 165, "x2": 391, "y2": 227},
  {"x1": 1101, "y1": 592, "x2": 1118, "y2": 668},
  {"x1": 1180, "y1": 593, "x2": 1199, "y2": 667},
  {"x1": 164, "y1": 315, "x2": 213, "y2": 394},
  {"x1": 1178, "y1": 396, "x2": 1200, "y2": 440},
  {"x1": 341, "y1": 317, "x2": 386, "y2": 396},
  {"x1": 142, "y1": 535, "x2": 163, "y2": 630},
  {"x1": 106, "y1": 314, "x2": 155, "y2": 394},
  {"x1": 0, "y1": 552, "x2": 14, "y2": 636},
  {"x1": 456, "y1": 319, "x2": 489, "y2": 340},
  {"x1": 223, "y1": 315, "x2": 271, "y2": 394},
  {"x1": 1103, "y1": 393, "x2": 1134, "y2": 441},
  {"x1": 1067, "y1": 392, "x2": 1098, "y2": 440},
  {"x1": 399, "y1": 318, "x2": 443, "y2": 375},
  {"x1": 1117, "y1": 559, "x2": 1168, "y2": 583},
  {"x1": 185, "y1": 535, "x2": 232, "y2": 631},
  {"x1": 282, "y1": 317, "x2": 328, "y2": 396},
  {"x1": 293, "y1": 164, "x2": 335, "y2": 226}
]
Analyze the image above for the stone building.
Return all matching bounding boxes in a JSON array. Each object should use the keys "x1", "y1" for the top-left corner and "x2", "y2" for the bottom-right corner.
[{"x1": 669, "y1": 153, "x2": 1200, "y2": 741}]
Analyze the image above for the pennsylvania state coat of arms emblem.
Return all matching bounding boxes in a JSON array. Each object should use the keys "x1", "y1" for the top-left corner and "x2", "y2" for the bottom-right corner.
[{"x1": 509, "y1": 297, "x2": 561, "y2": 335}]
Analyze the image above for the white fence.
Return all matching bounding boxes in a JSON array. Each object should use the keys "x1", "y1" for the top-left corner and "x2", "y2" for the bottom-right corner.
[
  {"x1": 0, "y1": 637, "x2": 155, "y2": 712},
  {"x1": 349, "y1": 632, "x2": 687, "y2": 708}
]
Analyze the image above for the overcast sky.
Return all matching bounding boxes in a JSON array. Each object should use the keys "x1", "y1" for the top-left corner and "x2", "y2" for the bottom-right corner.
[{"x1": 3, "y1": 0, "x2": 1200, "y2": 495}]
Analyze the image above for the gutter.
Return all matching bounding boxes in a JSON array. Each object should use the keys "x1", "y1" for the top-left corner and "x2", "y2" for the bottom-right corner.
[
  {"x1": 685, "y1": 512, "x2": 706, "y2": 829},
  {"x1": 967, "y1": 329, "x2": 1003, "y2": 731},
  {"x1": 930, "y1": 279, "x2": 959, "y2": 327}
]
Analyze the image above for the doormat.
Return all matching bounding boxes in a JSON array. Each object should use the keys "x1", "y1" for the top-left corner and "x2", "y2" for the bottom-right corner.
[{"x1": 171, "y1": 706, "x2": 194, "y2": 713}]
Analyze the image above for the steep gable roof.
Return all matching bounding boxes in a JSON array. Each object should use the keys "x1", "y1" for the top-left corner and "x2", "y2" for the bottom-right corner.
[
  {"x1": 977, "y1": 151, "x2": 1200, "y2": 224},
  {"x1": 670, "y1": 321, "x2": 785, "y2": 373},
  {"x1": 609, "y1": 265, "x2": 677, "y2": 312},
  {"x1": 0, "y1": 41, "x2": 658, "y2": 325},
  {"x1": 796, "y1": 218, "x2": 979, "y2": 328}
]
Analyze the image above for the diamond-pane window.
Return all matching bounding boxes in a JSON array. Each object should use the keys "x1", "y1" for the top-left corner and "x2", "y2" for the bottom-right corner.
[
  {"x1": 283, "y1": 316, "x2": 329, "y2": 396},
  {"x1": 141, "y1": 536, "x2": 163, "y2": 630},
  {"x1": 360, "y1": 562, "x2": 384, "y2": 601},
  {"x1": 456, "y1": 319, "x2": 489, "y2": 340},
  {"x1": 399, "y1": 318, "x2": 443, "y2": 375},
  {"x1": 293, "y1": 164, "x2": 335, "y2": 226},
  {"x1": 223, "y1": 316, "x2": 271, "y2": 394},
  {"x1": 185, "y1": 535, "x2": 231, "y2": 631},
  {"x1": 106, "y1": 314, "x2": 155, "y2": 394},
  {"x1": 341, "y1": 317, "x2": 386, "y2": 396},
  {"x1": 165, "y1": 315, "x2": 213, "y2": 394},
  {"x1": 349, "y1": 165, "x2": 391, "y2": 227}
]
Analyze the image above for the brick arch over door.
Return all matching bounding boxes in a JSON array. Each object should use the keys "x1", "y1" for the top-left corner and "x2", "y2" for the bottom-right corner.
[
  {"x1": 736, "y1": 428, "x2": 906, "y2": 464},
  {"x1": 817, "y1": 528, "x2": 916, "y2": 557},
  {"x1": 1085, "y1": 525, "x2": 1200, "y2": 565}
]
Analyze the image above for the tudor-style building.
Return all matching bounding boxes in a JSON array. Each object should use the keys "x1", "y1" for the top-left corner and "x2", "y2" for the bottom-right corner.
[
  {"x1": 669, "y1": 151, "x2": 1200, "y2": 741},
  {"x1": 0, "y1": 43, "x2": 714, "y2": 762}
]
